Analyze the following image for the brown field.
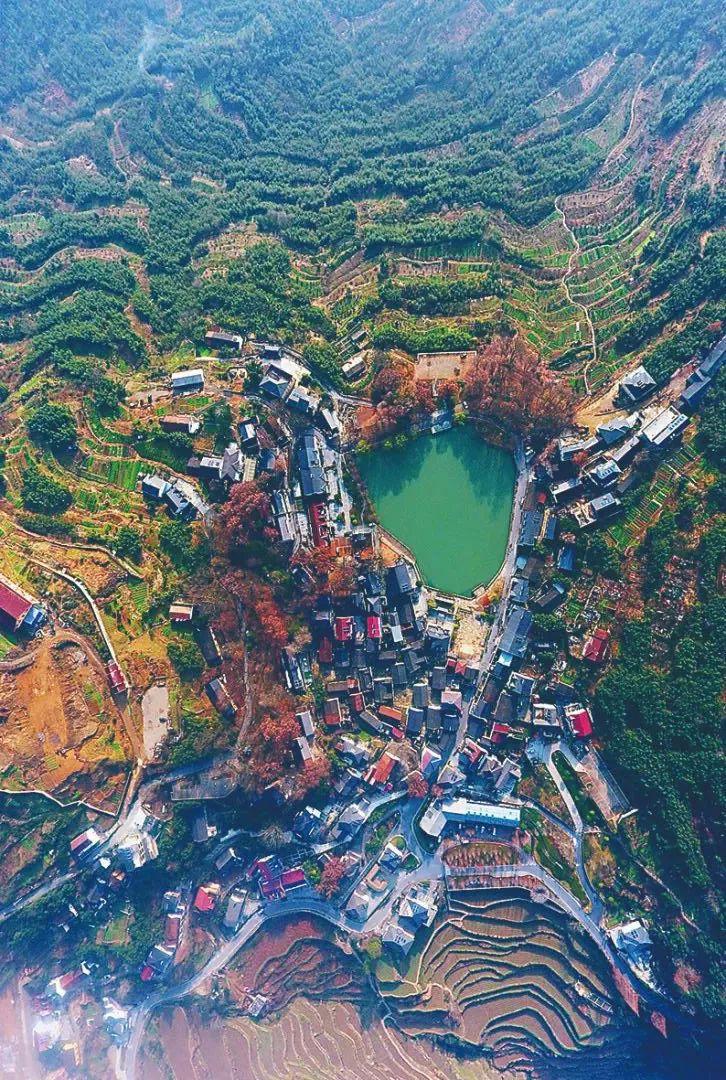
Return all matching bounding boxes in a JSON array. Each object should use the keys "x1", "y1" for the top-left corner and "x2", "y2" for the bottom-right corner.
[
  {"x1": 140, "y1": 998, "x2": 512, "y2": 1080},
  {"x1": 0, "y1": 634, "x2": 130, "y2": 802},
  {"x1": 413, "y1": 350, "x2": 477, "y2": 382}
]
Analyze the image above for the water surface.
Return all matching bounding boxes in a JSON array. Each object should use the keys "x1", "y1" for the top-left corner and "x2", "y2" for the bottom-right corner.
[{"x1": 358, "y1": 426, "x2": 516, "y2": 595}]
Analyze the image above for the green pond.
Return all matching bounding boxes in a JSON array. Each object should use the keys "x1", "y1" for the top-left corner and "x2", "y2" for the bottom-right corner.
[{"x1": 357, "y1": 425, "x2": 516, "y2": 596}]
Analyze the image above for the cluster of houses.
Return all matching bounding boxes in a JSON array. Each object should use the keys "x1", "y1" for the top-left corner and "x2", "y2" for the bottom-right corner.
[{"x1": 544, "y1": 335, "x2": 725, "y2": 531}]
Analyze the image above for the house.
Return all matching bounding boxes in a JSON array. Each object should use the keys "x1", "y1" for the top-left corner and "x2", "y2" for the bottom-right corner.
[
  {"x1": 259, "y1": 369, "x2": 291, "y2": 399},
  {"x1": 205, "y1": 330, "x2": 242, "y2": 352},
  {"x1": 345, "y1": 889, "x2": 371, "y2": 920},
  {"x1": 583, "y1": 627, "x2": 611, "y2": 664},
  {"x1": 365, "y1": 751, "x2": 398, "y2": 787},
  {"x1": 379, "y1": 704, "x2": 403, "y2": 726},
  {"x1": 318, "y1": 407, "x2": 341, "y2": 441},
  {"x1": 558, "y1": 435, "x2": 599, "y2": 462},
  {"x1": 639, "y1": 407, "x2": 689, "y2": 450},
  {"x1": 426, "y1": 704, "x2": 442, "y2": 736},
  {"x1": 499, "y1": 607, "x2": 532, "y2": 661},
  {"x1": 141, "y1": 474, "x2": 169, "y2": 501},
  {"x1": 171, "y1": 368, "x2": 205, "y2": 394},
  {"x1": 406, "y1": 706, "x2": 425, "y2": 736},
  {"x1": 160, "y1": 414, "x2": 201, "y2": 435},
  {"x1": 281, "y1": 647, "x2": 305, "y2": 693},
  {"x1": 399, "y1": 883, "x2": 438, "y2": 928},
  {"x1": 342, "y1": 354, "x2": 366, "y2": 380},
  {"x1": 533, "y1": 579, "x2": 567, "y2": 612},
  {"x1": 680, "y1": 374, "x2": 712, "y2": 412},
  {"x1": 420, "y1": 744, "x2": 442, "y2": 780},
  {"x1": 518, "y1": 509, "x2": 543, "y2": 550},
  {"x1": 164, "y1": 486, "x2": 196, "y2": 520},
  {"x1": 221, "y1": 442, "x2": 244, "y2": 483},
  {"x1": 382, "y1": 922, "x2": 416, "y2": 954},
  {"x1": 367, "y1": 615, "x2": 382, "y2": 640},
  {"x1": 412, "y1": 681, "x2": 430, "y2": 708},
  {"x1": 386, "y1": 562, "x2": 416, "y2": 599},
  {"x1": 597, "y1": 414, "x2": 638, "y2": 445},
  {"x1": 290, "y1": 385, "x2": 321, "y2": 415},
  {"x1": 441, "y1": 689, "x2": 462, "y2": 715},
  {"x1": 556, "y1": 542, "x2": 576, "y2": 573},
  {"x1": 564, "y1": 702, "x2": 594, "y2": 739},
  {"x1": 69, "y1": 828, "x2": 102, "y2": 860},
  {"x1": 204, "y1": 677, "x2": 236, "y2": 719},
  {"x1": 618, "y1": 365, "x2": 656, "y2": 404},
  {"x1": 293, "y1": 735, "x2": 313, "y2": 764},
  {"x1": 238, "y1": 418, "x2": 258, "y2": 450},
  {"x1": 588, "y1": 458, "x2": 621, "y2": 488},
  {"x1": 195, "y1": 622, "x2": 222, "y2": 666},
  {"x1": 106, "y1": 660, "x2": 128, "y2": 694},
  {"x1": 194, "y1": 883, "x2": 221, "y2": 913},
  {"x1": 420, "y1": 798, "x2": 520, "y2": 838},
  {"x1": 164, "y1": 913, "x2": 182, "y2": 947},
  {"x1": 0, "y1": 573, "x2": 45, "y2": 635},
  {"x1": 170, "y1": 602, "x2": 195, "y2": 623},
  {"x1": 117, "y1": 830, "x2": 159, "y2": 871},
  {"x1": 223, "y1": 890, "x2": 246, "y2": 929},
  {"x1": 549, "y1": 481, "x2": 581, "y2": 512},
  {"x1": 531, "y1": 701, "x2": 561, "y2": 734},
  {"x1": 46, "y1": 970, "x2": 83, "y2": 1003},
  {"x1": 297, "y1": 709, "x2": 315, "y2": 739},
  {"x1": 590, "y1": 492, "x2": 622, "y2": 520},
  {"x1": 323, "y1": 697, "x2": 342, "y2": 727},
  {"x1": 697, "y1": 334, "x2": 726, "y2": 379}
]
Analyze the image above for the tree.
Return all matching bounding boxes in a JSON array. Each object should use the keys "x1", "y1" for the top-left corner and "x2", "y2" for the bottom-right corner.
[
  {"x1": 168, "y1": 638, "x2": 204, "y2": 675},
  {"x1": 26, "y1": 401, "x2": 77, "y2": 451},
  {"x1": 217, "y1": 481, "x2": 272, "y2": 550},
  {"x1": 0, "y1": 382, "x2": 9, "y2": 403},
  {"x1": 159, "y1": 520, "x2": 208, "y2": 573},
  {"x1": 463, "y1": 338, "x2": 573, "y2": 443},
  {"x1": 318, "y1": 856, "x2": 346, "y2": 899},
  {"x1": 115, "y1": 524, "x2": 142, "y2": 563},
  {"x1": 406, "y1": 771, "x2": 429, "y2": 799},
  {"x1": 22, "y1": 465, "x2": 72, "y2": 515}
]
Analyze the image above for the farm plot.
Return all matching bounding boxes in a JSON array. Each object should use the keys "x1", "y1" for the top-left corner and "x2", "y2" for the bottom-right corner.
[{"x1": 380, "y1": 890, "x2": 614, "y2": 1069}]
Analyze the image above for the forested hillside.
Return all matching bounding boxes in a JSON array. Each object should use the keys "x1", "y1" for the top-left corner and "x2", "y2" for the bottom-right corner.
[{"x1": 0, "y1": 0, "x2": 723, "y2": 1023}]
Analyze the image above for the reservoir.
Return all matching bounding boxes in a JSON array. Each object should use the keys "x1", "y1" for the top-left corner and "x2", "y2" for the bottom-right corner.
[{"x1": 357, "y1": 425, "x2": 516, "y2": 596}]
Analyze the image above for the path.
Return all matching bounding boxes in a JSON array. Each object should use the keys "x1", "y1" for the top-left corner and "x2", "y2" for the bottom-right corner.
[
  {"x1": 544, "y1": 742, "x2": 603, "y2": 923},
  {"x1": 555, "y1": 196, "x2": 597, "y2": 394}
]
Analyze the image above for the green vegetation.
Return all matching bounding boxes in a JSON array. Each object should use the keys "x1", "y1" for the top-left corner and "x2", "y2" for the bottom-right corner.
[
  {"x1": 26, "y1": 401, "x2": 77, "y2": 451},
  {"x1": 21, "y1": 464, "x2": 73, "y2": 514}
]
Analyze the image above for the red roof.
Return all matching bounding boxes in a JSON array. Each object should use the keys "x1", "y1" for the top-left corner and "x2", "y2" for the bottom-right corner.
[
  {"x1": 366, "y1": 616, "x2": 382, "y2": 640},
  {"x1": 379, "y1": 705, "x2": 402, "y2": 723},
  {"x1": 139, "y1": 966, "x2": 155, "y2": 982},
  {"x1": 165, "y1": 914, "x2": 181, "y2": 944},
  {"x1": 194, "y1": 886, "x2": 217, "y2": 913},
  {"x1": 308, "y1": 501, "x2": 329, "y2": 548},
  {"x1": 280, "y1": 868, "x2": 305, "y2": 888},
  {"x1": 570, "y1": 709, "x2": 593, "y2": 738},
  {"x1": 490, "y1": 722, "x2": 511, "y2": 745},
  {"x1": 106, "y1": 661, "x2": 127, "y2": 692},
  {"x1": 369, "y1": 752, "x2": 396, "y2": 785},
  {"x1": 583, "y1": 628, "x2": 610, "y2": 663},
  {"x1": 323, "y1": 698, "x2": 342, "y2": 726},
  {"x1": 0, "y1": 580, "x2": 31, "y2": 625},
  {"x1": 389, "y1": 726, "x2": 404, "y2": 741},
  {"x1": 318, "y1": 636, "x2": 333, "y2": 664},
  {"x1": 334, "y1": 616, "x2": 353, "y2": 641},
  {"x1": 350, "y1": 692, "x2": 364, "y2": 713}
]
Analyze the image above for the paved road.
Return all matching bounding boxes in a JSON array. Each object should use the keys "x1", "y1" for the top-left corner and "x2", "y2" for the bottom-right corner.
[{"x1": 544, "y1": 742, "x2": 603, "y2": 924}]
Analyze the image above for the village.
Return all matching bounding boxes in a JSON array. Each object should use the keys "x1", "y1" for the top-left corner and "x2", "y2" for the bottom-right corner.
[{"x1": 1, "y1": 327, "x2": 723, "y2": 1077}]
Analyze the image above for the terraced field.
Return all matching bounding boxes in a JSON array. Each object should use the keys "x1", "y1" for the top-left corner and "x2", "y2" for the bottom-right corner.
[
  {"x1": 378, "y1": 889, "x2": 614, "y2": 1072},
  {"x1": 141, "y1": 998, "x2": 511, "y2": 1080}
]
